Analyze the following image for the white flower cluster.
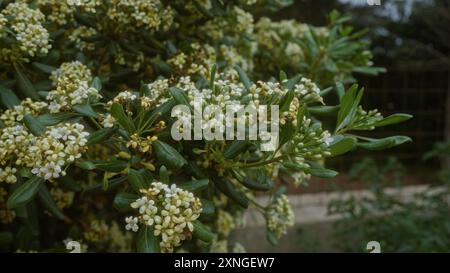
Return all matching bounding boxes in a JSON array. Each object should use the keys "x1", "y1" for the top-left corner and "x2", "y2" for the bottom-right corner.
[
  {"x1": 37, "y1": 0, "x2": 100, "y2": 25},
  {"x1": 255, "y1": 18, "x2": 308, "y2": 49},
  {"x1": 110, "y1": 91, "x2": 137, "y2": 105},
  {"x1": 69, "y1": 26, "x2": 98, "y2": 51},
  {"x1": 216, "y1": 210, "x2": 235, "y2": 237},
  {"x1": 47, "y1": 62, "x2": 100, "y2": 113},
  {"x1": 101, "y1": 114, "x2": 116, "y2": 128},
  {"x1": 293, "y1": 78, "x2": 323, "y2": 104},
  {"x1": 30, "y1": 123, "x2": 89, "y2": 180},
  {"x1": 0, "y1": 167, "x2": 17, "y2": 184},
  {"x1": 0, "y1": 122, "x2": 89, "y2": 182},
  {"x1": 0, "y1": 98, "x2": 48, "y2": 127},
  {"x1": 141, "y1": 79, "x2": 170, "y2": 108},
  {"x1": 107, "y1": 0, "x2": 173, "y2": 32},
  {"x1": 266, "y1": 194, "x2": 294, "y2": 239},
  {"x1": 50, "y1": 61, "x2": 93, "y2": 85},
  {"x1": 0, "y1": 2, "x2": 51, "y2": 61},
  {"x1": 125, "y1": 182, "x2": 202, "y2": 252}
]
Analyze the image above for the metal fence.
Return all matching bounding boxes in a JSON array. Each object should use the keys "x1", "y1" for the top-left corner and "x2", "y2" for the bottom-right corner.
[{"x1": 331, "y1": 68, "x2": 448, "y2": 171}]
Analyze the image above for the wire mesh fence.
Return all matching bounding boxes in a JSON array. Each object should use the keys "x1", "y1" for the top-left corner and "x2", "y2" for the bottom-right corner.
[{"x1": 330, "y1": 68, "x2": 448, "y2": 171}]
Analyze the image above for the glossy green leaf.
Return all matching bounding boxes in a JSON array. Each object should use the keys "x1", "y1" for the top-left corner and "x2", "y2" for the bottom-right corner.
[
  {"x1": 192, "y1": 220, "x2": 216, "y2": 242},
  {"x1": 169, "y1": 87, "x2": 190, "y2": 107},
  {"x1": 37, "y1": 184, "x2": 65, "y2": 220},
  {"x1": 159, "y1": 165, "x2": 169, "y2": 184},
  {"x1": 153, "y1": 140, "x2": 187, "y2": 169},
  {"x1": 0, "y1": 86, "x2": 19, "y2": 108},
  {"x1": 110, "y1": 103, "x2": 136, "y2": 133},
  {"x1": 87, "y1": 126, "x2": 118, "y2": 145},
  {"x1": 14, "y1": 66, "x2": 39, "y2": 100},
  {"x1": 214, "y1": 179, "x2": 249, "y2": 209},
  {"x1": 200, "y1": 199, "x2": 215, "y2": 217},
  {"x1": 94, "y1": 160, "x2": 128, "y2": 172},
  {"x1": 373, "y1": 114, "x2": 413, "y2": 127},
  {"x1": 328, "y1": 136, "x2": 357, "y2": 157},
  {"x1": 7, "y1": 177, "x2": 43, "y2": 209},
  {"x1": 223, "y1": 141, "x2": 248, "y2": 159},
  {"x1": 309, "y1": 167, "x2": 339, "y2": 178},
  {"x1": 91, "y1": 77, "x2": 102, "y2": 91},
  {"x1": 113, "y1": 192, "x2": 139, "y2": 212},
  {"x1": 128, "y1": 168, "x2": 148, "y2": 192},
  {"x1": 267, "y1": 229, "x2": 279, "y2": 246},
  {"x1": 358, "y1": 136, "x2": 412, "y2": 151},
  {"x1": 37, "y1": 112, "x2": 80, "y2": 126},
  {"x1": 73, "y1": 104, "x2": 99, "y2": 118},
  {"x1": 23, "y1": 115, "x2": 45, "y2": 136},
  {"x1": 179, "y1": 179, "x2": 209, "y2": 192},
  {"x1": 308, "y1": 105, "x2": 340, "y2": 116},
  {"x1": 136, "y1": 226, "x2": 160, "y2": 253},
  {"x1": 32, "y1": 62, "x2": 57, "y2": 74},
  {"x1": 235, "y1": 65, "x2": 252, "y2": 91}
]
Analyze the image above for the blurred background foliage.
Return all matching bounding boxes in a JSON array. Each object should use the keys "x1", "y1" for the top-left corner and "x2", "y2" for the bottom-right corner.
[{"x1": 270, "y1": 0, "x2": 450, "y2": 253}]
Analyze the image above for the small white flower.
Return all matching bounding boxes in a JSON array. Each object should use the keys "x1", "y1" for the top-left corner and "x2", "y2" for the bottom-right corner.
[{"x1": 125, "y1": 216, "x2": 139, "y2": 232}]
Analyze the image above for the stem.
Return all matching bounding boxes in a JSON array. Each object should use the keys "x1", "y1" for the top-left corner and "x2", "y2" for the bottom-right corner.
[{"x1": 233, "y1": 155, "x2": 286, "y2": 169}]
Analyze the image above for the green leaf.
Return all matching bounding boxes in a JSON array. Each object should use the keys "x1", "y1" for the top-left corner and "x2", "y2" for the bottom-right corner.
[
  {"x1": 308, "y1": 105, "x2": 340, "y2": 116},
  {"x1": 128, "y1": 168, "x2": 148, "y2": 192},
  {"x1": 192, "y1": 220, "x2": 216, "y2": 242},
  {"x1": 73, "y1": 104, "x2": 99, "y2": 118},
  {"x1": 335, "y1": 82, "x2": 345, "y2": 102},
  {"x1": 200, "y1": 199, "x2": 215, "y2": 217},
  {"x1": 169, "y1": 87, "x2": 190, "y2": 107},
  {"x1": 179, "y1": 179, "x2": 209, "y2": 192},
  {"x1": 113, "y1": 192, "x2": 139, "y2": 212},
  {"x1": 23, "y1": 201, "x2": 40, "y2": 236},
  {"x1": 23, "y1": 115, "x2": 45, "y2": 136},
  {"x1": 328, "y1": 136, "x2": 357, "y2": 157},
  {"x1": 283, "y1": 75, "x2": 301, "y2": 90},
  {"x1": 282, "y1": 162, "x2": 306, "y2": 172},
  {"x1": 136, "y1": 226, "x2": 160, "y2": 253},
  {"x1": 87, "y1": 126, "x2": 118, "y2": 146},
  {"x1": 234, "y1": 65, "x2": 252, "y2": 91},
  {"x1": 357, "y1": 136, "x2": 412, "y2": 151},
  {"x1": 353, "y1": 66, "x2": 386, "y2": 76},
  {"x1": 153, "y1": 140, "x2": 187, "y2": 169},
  {"x1": 213, "y1": 179, "x2": 249, "y2": 209},
  {"x1": 7, "y1": 177, "x2": 43, "y2": 209},
  {"x1": 223, "y1": 141, "x2": 248, "y2": 159},
  {"x1": 159, "y1": 165, "x2": 169, "y2": 184},
  {"x1": 336, "y1": 85, "x2": 363, "y2": 132},
  {"x1": 267, "y1": 229, "x2": 279, "y2": 246},
  {"x1": 242, "y1": 170, "x2": 273, "y2": 191},
  {"x1": 0, "y1": 86, "x2": 19, "y2": 108},
  {"x1": 279, "y1": 122, "x2": 296, "y2": 147},
  {"x1": 94, "y1": 160, "x2": 128, "y2": 172},
  {"x1": 14, "y1": 66, "x2": 39, "y2": 100},
  {"x1": 32, "y1": 62, "x2": 57, "y2": 74},
  {"x1": 37, "y1": 184, "x2": 65, "y2": 220},
  {"x1": 75, "y1": 160, "x2": 96, "y2": 170},
  {"x1": 373, "y1": 113, "x2": 413, "y2": 127},
  {"x1": 37, "y1": 112, "x2": 80, "y2": 126},
  {"x1": 279, "y1": 70, "x2": 287, "y2": 82},
  {"x1": 279, "y1": 90, "x2": 295, "y2": 113},
  {"x1": 309, "y1": 167, "x2": 339, "y2": 178},
  {"x1": 91, "y1": 77, "x2": 102, "y2": 91},
  {"x1": 110, "y1": 103, "x2": 136, "y2": 133}
]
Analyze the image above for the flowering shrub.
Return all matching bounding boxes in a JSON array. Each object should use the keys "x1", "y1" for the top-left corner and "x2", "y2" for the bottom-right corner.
[{"x1": 0, "y1": 0, "x2": 411, "y2": 253}]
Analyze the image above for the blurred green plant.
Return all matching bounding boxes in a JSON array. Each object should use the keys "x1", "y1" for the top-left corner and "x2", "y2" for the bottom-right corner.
[{"x1": 328, "y1": 149, "x2": 450, "y2": 253}]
